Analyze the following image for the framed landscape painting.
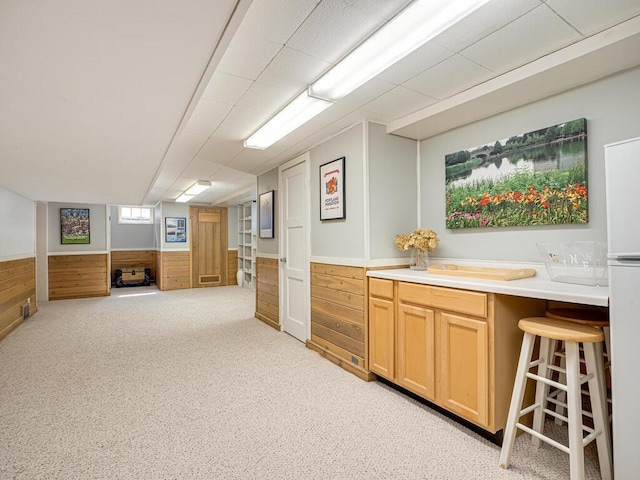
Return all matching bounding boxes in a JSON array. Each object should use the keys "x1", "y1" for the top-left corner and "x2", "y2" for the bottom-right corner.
[
  {"x1": 60, "y1": 208, "x2": 90, "y2": 244},
  {"x1": 445, "y1": 118, "x2": 588, "y2": 229},
  {"x1": 259, "y1": 190, "x2": 274, "y2": 239}
]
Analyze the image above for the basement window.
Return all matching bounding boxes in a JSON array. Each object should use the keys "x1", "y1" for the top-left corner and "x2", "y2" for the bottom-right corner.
[{"x1": 118, "y1": 206, "x2": 153, "y2": 224}]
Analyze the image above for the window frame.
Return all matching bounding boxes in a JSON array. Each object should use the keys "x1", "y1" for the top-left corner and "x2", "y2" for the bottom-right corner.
[{"x1": 117, "y1": 206, "x2": 153, "y2": 225}]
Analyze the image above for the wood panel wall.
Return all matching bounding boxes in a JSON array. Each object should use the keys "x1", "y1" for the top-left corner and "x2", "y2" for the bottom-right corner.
[
  {"x1": 255, "y1": 257, "x2": 279, "y2": 330},
  {"x1": 228, "y1": 250, "x2": 238, "y2": 286},
  {"x1": 110, "y1": 250, "x2": 156, "y2": 285},
  {"x1": 0, "y1": 257, "x2": 37, "y2": 341},
  {"x1": 307, "y1": 263, "x2": 373, "y2": 381},
  {"x1": 48, "y1": 254, "x2": 110, "y2": 300},
  {"x1": 157, "y1": 251, "x2": 190, "y2": 291}
]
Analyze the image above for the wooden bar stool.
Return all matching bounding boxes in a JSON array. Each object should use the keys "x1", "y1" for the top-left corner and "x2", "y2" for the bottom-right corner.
[
  {"x1": 545, "y1": 308, "x2": 611, "y2": 426},
  {"x1": 499, "y1": 317, "x2": 612, "y2": 480}
]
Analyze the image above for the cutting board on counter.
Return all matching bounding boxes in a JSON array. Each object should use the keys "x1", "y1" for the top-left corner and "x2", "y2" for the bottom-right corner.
[{"x1": 427, "y1": 264, "x2": 537, "y2": 281}]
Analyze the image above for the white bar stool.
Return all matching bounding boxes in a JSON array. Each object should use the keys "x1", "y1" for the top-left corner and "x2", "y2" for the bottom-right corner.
[
  {"x1": 499, "y1": 317, "x2": 612, "y2": 480},
  {"x1": 545, "y1": 308, "x2": 611, "y2": 427}
]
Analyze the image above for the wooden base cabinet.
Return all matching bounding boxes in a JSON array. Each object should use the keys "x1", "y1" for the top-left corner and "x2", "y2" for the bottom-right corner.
[{"x1": 368, "y1": 278, "x2": 545, "y2": 434}]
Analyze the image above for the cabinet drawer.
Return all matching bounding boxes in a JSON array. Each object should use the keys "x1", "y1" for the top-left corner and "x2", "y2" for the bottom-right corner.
[
  {"x1": 398, "y1": 282, "x2": 487, "y2": 318},
  {"x1": 369, "y1": 278, "x2": 394, "y2": 300}
]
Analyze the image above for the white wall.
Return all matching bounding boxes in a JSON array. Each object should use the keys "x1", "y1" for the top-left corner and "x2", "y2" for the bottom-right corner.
[
  {"x1": 310, "y1": 123, "x2": 365, "y2": 262},
  {"x1": 47, "y1": 202, "x2": 107, "y2": 252},
  {"x1": 0, "y1": 187, "x2": 35, "y2": 261},
  {"x1": 420, "y1": 66, "x2": 640, "y2": 263},
  {"x1": 257, "y1": 167, "x2": 279, "y2": 255},
  {"x1": 368, "y1": 122, "x2": 418, "y2": 261},
  {"x1": 109, "y1": 206, "x2": 155, "y2": 250}
]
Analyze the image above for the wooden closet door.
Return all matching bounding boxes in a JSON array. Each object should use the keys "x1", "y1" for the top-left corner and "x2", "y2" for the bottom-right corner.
[{"x1": 190, "y1": 206, "x2": 228, "y2": 287}]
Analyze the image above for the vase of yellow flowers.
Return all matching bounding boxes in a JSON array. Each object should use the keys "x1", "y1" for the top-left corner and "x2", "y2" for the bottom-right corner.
[{"x1": 395, "y1": 227, "x2": 439, "y2": 270}]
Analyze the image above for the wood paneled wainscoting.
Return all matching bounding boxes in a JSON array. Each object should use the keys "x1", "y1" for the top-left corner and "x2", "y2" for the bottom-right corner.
[
  {"x1": 110, "y1": 250, "x2": 156, "y2": 285},
  {"x1": 307, "y1": 263, "x2": 374, "y2": 381},
  {"x1": 228, "y1": 250, "x2": 238, "y2": 286},
  {"x1": 255, "y1": 257, "x2": 279, "y2": 330},
  {"x1": 0, "y1": 257, "x2": 37, "y2": 341},
  {"x1": 156, "y1": 251, "x2": 190, "y2": 291},
  {"x1": 48, "y1": 254, "x2": 110, "y2": 300}
]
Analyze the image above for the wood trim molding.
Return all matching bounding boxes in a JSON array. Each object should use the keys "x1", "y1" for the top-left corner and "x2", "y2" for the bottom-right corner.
[{"x1": 0, "y1": 257, "x2": 37, "y2": 342}]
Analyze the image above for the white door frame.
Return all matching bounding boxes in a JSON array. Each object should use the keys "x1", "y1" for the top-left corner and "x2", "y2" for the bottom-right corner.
[{"x1": 278, "y1": 152, "x2": 311, "y2": 341}]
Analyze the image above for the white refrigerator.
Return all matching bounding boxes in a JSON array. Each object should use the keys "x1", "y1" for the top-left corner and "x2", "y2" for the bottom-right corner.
[{"x1": 604, "y1": 137, "x2": 640, "y2": 479}]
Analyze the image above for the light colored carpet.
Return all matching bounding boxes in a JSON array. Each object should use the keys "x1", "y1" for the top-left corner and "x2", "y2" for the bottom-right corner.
[{"x1": 0, "y1": 286, "x2": 603, "y2": 479}]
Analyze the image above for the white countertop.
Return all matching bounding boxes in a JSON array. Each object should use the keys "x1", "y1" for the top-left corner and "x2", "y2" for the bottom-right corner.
[{"x1": 367, "y1": 260, "x2": 609, "y2": 307}]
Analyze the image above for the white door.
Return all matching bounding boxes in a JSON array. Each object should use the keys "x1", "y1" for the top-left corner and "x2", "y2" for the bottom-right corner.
[{"x1": 280, "y1": 157, "x2": 308, "y2": 342}]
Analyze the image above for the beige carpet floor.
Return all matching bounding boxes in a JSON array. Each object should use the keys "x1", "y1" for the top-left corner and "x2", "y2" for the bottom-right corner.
[{"x1": 0, "y1": 286, "x2": 603, "y2": 479}]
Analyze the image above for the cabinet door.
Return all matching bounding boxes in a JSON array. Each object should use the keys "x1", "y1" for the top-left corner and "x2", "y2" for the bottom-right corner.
[
  {"x1": 438, "y1": 312, "x2": 489, "y2": 427},
  {"x1": 368, "y1": 297, "x2": 394, "y2": 379},
  {"x1": 397, "y1": 303, "x2": 435, "y2": 400}
]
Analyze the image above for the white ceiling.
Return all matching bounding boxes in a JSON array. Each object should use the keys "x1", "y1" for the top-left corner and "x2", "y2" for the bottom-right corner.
[{"x1": 2, "y1": 0, "x2": 640, "y2": 207}]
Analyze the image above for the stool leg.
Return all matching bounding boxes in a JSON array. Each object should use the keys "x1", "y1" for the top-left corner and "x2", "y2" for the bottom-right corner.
[
  {"x1": 565, "y1": 341, "x2": 586, "y2": 480},
  {"x1": 532, "y1": 336, "x2": 553, "y2": 447},
  {"x1": 553, "y1": 340, "x2": 567, "y2": 425},
  {"x1": 584, "y1": 342, "x2": 613, "y2": 480},
  {"x1": 500, "y1": 332, "x2": 535, "y2": 469}
]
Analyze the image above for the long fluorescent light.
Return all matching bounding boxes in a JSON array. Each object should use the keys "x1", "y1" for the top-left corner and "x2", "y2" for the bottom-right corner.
[
  {"x1": 308, "y1": 0, "x2": 491, "y2": 101},
  {"x1": 185, "y1": 180, "x2": 212, "y2": 196},
  {"x1": 175, "y1": 193, "x2": 195, "y2": 203},
  {"x1": 244, "y1": 92, "x2": 332, "y2": 150}
]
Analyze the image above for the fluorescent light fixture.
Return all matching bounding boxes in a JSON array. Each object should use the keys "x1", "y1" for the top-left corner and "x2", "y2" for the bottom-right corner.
[
  {"x1": 244, "y1": 92, "x2": 332, "y2": 150},
  {"x1": 308, "y1": 0, "x2": 491, "y2": 101},
  {"x1": 185, "y1": 180, "x2": 212, "y2": 196},
  {"x1": 175, "y1": 193, "x2": 195, "y2": 203}
]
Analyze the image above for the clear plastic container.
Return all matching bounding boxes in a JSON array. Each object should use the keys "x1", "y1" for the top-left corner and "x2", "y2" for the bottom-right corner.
[{"x1": 537, "y1": 241, "x2": 608, "y2": 286}]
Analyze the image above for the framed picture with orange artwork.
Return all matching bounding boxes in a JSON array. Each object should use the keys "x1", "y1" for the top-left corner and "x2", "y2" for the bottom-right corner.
[{"x1": 319, "y1": 157, "x2": 345, "y2": 221}]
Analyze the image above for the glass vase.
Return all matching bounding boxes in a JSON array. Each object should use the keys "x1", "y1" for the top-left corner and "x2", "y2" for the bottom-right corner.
[{"x1": 410, "y1": 248, "x2": 429, "y2": 270}]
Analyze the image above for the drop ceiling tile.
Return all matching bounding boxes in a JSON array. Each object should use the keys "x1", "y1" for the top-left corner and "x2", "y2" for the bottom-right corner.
[
  {"x1": 460, "y1": 4, "x2": 582, "y2": 74},
  {"x1": 217, "y1": 34, "x2": 282, "y2": 80},
  {"x1": 237, "y1": 81, "x2": 298, "y2": 115},
  {"x1": 213, "y1": 106, "x2": 271, "y2": 141},
  {"x1": 361, "y1": 86, "x2": 438, "y2": 120},
  {"x1": 335, "y1": 77, "x2": 396, "y2": 110},
  {"x1": 285, "y1": 0, "x2": 399, "y2": 63},
  {"x1": 377, "y1": 42, "x2": 453, "y2": 85},
  {"x1": 180, "y1": 158, "x2": 224, "y2": 179},
  {"x1": 256, "y1": 47, "x2": 332, "y2": 90},
  {"x1": 433, "y1": 0, "x2": 540, "y2": 53},
  {"x1": 196, "y1": 137, "x2": 245, "y2": 164},
  {"x1": 201, "y1": 72, "x2": 253, "y2": 104},
  {"x1": 169, "y1": 132, "x2": 208, "y2": 159},
  {"x1": 546, "y1": 0, "x2": 640, "y2": 35},
  {"x1": 235, "y1": 0, "x2": 320, "y2": 44},
  {"x1": 184, "y1": 100, "x2": 233, "y2": 137},
  {"x1": 404, "y1": 54, "x2": 494, "y2": 100}
]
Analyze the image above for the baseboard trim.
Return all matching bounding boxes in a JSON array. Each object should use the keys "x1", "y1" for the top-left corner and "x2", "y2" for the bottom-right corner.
[
  {"x1": 306, "y1": 340, "x2": 375, "y2": 382},
  {"x1": 255, "y1": 312, "x2": 280, "y2": 331}
]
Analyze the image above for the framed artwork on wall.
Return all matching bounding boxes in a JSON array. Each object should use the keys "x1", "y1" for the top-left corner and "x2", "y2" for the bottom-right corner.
[
  {"x1": 320, "y1": 156, "x2": 345, "y2": 221},
  {"x1": 165, "y1": 217, "x2": 187, "y2": 242},
  {"x1": 60, "y1": 208, "x2": 90, "y2": 244},
  {"x1": 259, "y1": 190, "x2": 274, "y2": 239},
  {"x1": 445, "y1": 118, "x2": 588, "y2": 229}
]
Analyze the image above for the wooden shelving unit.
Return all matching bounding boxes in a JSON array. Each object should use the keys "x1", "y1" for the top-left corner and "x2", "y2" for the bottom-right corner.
[{"x1": 237, "y1": 201, "x2": 257, "y2": 288}]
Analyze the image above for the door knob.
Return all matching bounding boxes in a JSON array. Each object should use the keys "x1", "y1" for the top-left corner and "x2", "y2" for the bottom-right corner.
[{"x1": 280, "y1": 257, "x2": 287, "y2": 263}]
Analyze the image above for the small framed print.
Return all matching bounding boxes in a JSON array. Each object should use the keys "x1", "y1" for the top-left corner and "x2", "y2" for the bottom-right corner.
[
  {"x1": 165, "y1": 217, "x2": 187, "y2": 242},
  {"x1": 60, "y1": 208, "x2": 90, "y2": 244},
  {"x1": 259, "y1": 190, "x2": 274, "y2": 239},
  {"x1": 320, "y1": 157, "x2": 345, "y2": 221}
]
